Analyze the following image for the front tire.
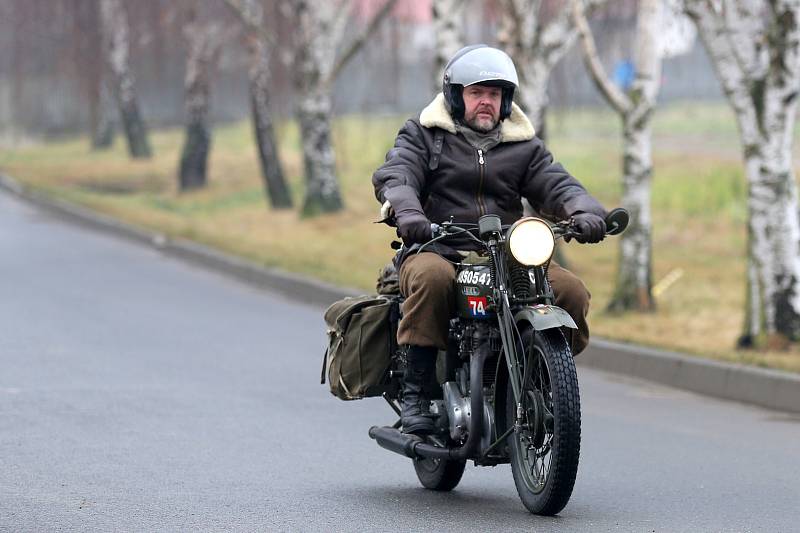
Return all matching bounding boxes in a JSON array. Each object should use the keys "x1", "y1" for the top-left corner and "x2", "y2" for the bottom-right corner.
[{"x1": 506, "y1": 329, "x2": 580, "y2": 515}]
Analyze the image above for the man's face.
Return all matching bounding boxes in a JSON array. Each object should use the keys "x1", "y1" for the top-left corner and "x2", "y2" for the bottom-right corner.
[{"x1": 462, "y1": 84, "x2": 502, "y2": 132}]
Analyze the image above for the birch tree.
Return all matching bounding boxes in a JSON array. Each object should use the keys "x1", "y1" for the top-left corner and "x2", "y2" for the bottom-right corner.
[
  {"x1": 432, "y1": 0, "x2": 466, "y2": 88},
  {"x1": 91, "y1": 81, "x2": 116, "y2": 149},
  {"x1": 80, "y1": 0, "x2": 115, "y2": 149},
  {"x1": 573, "y1": 0, "x2": 665, "y2": 312},
  {"x1": 178, "y1": 3, "x2": 225, "y2": 191},
  {"x1": 684, "y1": 1, "x2": 800, "y2": 348},
  {"x1": 499, "y1": 0, "x2": 604, "y2": 138},
  {"x1": 99, "y1": 0, "x2": 151, "y2": 158},
  {"x1": 224, "y1": 0, "x2": 292, "y2": 209},
  {"x1": 285, "y1": 0, "x2": 399, "y2": 216}
]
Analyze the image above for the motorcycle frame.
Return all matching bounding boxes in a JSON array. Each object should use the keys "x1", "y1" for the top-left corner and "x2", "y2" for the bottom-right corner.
[
  {"x1": 473, "y1": 227, "x2": 575, "y2": 462},
  {"x1": 370, "y1": 219, "x2": 577, "y2": 463}
]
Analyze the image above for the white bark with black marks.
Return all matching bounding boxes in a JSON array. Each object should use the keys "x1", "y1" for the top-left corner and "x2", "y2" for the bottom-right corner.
[
  {"x1": 686, "y1": 0, "x2": 800, "y2": 346},
  {"x1": 573, "y1": 0, "x2": 663, "y2": 312},
  {"x1": 500, "y1": 0, "x2": 605, "y2": 138},
  {"x1": 291, "y1": 0, "x2": 344, "y2": 215},
  {"x1": 432, "y1": 0, "x2": 466, "y2": 89},
  {"x1": 286, "y1": 0, "x2": 399, "y2": 216},
  {"x1": 249, "y1": 33, "x2": 293, "y2": 208},
  {"x1": 226, "y1": 0, "x2": 293, "y2": 209},
  {"x1": 179, "y1": 6, "x2": 223, "y2": 191},
  {"x1": 100, "y1": 0, "x2": 151, "y2": 159}
]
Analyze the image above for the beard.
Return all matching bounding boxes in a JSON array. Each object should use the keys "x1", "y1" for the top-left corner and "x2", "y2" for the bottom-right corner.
[{"x1": 464, "y1": 111, "x2": 499, "y2": 133}]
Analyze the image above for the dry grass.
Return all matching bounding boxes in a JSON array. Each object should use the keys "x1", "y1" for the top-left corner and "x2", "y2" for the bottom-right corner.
[{"x1": 2, "y1": 102, "x2": 799, "y2": 373}]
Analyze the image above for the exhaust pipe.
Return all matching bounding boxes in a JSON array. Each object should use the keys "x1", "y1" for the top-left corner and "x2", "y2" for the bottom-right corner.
[
  {"x1": 368, "y1": 426, "x2": 421, "y2": 458},
  {"x1": 368, "y1": 343, "x2": 491, "y2": 461}
]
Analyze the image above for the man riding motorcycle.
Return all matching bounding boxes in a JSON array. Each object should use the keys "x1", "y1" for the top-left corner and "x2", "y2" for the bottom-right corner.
[{"x1": 372, "y1": 45, "x2": 608, "y2": 436}]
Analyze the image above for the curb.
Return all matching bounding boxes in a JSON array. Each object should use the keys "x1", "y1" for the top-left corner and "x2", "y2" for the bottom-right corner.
[
  {"x1": 3, "y1": 174, "x2": 799, "y2": 414},
  {"x1": 578, "y1": 339, "x2": 800, "y2": 414},
  {"x1": 0, "y1": 174, "x2": 359, "y2": 308}
]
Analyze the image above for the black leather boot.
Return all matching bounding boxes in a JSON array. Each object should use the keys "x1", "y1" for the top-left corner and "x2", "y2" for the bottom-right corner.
[{"x1": 401, "y1": 345, "x2": 437, "y2": 435}]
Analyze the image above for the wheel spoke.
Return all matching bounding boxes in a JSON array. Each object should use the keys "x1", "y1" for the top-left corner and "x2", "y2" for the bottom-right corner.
[
  {"x1": 510, "y1": 345, "x2": 556, "y2": 494},
  {"x1": 507, "y1": 332, "x2": 580, "y2": 514}
]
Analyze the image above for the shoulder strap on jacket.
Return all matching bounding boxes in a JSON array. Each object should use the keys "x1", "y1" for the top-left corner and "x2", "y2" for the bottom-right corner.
[{"x1": 429, "y1": 128, "x2": 445, "y2": 171}]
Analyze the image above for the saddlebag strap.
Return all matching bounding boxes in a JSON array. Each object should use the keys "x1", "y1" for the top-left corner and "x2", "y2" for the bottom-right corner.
[
  {"x1": 320, "y1": 347, "x2": 328, "y2": 384},
  {"x1": 429, "y1": 129, "x2": 445, "y2": 171}
]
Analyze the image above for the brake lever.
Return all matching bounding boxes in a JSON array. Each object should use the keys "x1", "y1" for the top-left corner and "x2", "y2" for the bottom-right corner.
[{"x1": 374, "y1": 214, "x2": 397, "y2": 227}]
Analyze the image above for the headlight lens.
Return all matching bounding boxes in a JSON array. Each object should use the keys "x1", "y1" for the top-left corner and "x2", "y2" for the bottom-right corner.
[{"x1": 507, "y1": 218, "x2": 555, "y2": 266}]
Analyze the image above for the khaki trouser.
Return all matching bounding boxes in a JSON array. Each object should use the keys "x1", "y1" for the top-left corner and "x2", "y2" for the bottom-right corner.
[{"x1": 398, "y1": 252, "x2": 591, "y2": 354}]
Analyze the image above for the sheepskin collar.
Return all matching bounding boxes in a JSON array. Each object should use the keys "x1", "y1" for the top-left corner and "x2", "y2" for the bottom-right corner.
[{"x1": 419, "y1": 93, "x2": 535, "y2": 142}]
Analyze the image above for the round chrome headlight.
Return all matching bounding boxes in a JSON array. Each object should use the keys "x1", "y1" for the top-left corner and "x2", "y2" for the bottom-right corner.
[{"x1": 507, "y1": 217, "x2": 555, "y2": 266}]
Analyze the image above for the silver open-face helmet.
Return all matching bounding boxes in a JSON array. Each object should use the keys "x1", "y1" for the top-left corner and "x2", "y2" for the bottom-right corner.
[{"x1": 442, "y1": 44, "x2": 519, "y2": 121}]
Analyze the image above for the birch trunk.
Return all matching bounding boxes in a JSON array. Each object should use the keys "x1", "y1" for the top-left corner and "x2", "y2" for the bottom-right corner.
[
  {"x1": 249, "y1": 36, "x2": 293, "y2": 209},
  {"x1": 179, "y1": 9, "x2": 222, "y2": 191},
  {"x1": 87, "y1": 0, "x2": 114, "y2": 150},
  {"x1": 91, "y1": 79, "x2": 116, "y2": 149},
  {"x1": 292, "y1": 0, "x2": 344, "y2": 215},
  {"x1": 686, "y1": 1, "x2": 800, "y2": 346},
  {"x1": 100, "y1": 0, "x2": 151, "y2": 159},
  {"x1": 297, "y1": 90, "x2": 341, "y2": 215},
  {"x1": 573, "y1": 0, "x2": 661, "y2": 312},
  {"x1": 226, "y1": 0, "x2": 293, "y2": 209},
  {"x1": 500, "y1": 1, "x2": 604, "y2": 137},
  {"x1": 432, "y1": 0, "x2": 466, "y2": 88},
  {"x1": 517, "y1": 59, "x2": 552, "y2": 139},
  {"x1": 288, "y1": 0, "x2": 398, "y2": 216},
  {"x1": 610, "y1": 115, "x2": 655, "y2": 310}
]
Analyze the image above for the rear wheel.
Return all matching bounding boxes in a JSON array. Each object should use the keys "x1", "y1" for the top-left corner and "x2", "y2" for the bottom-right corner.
[
  {"x1": 506, "y1": 329, "x2": 580, "y2": 515},
  {"x1": 413, "y1": 436, "x2": 466, "y2": 491}
]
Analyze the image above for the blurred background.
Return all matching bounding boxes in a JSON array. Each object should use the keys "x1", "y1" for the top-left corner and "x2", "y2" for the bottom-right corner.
[
  {"x1": 2, "y1": 0, "x2": 799, "y2": 373},
  {"x1": 0, "y1": 0, "x2": 717, "y2": 139}
]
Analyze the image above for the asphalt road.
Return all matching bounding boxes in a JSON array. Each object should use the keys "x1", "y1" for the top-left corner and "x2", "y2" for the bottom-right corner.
[{"x1": 2, "y1": 190, "x2": 799, "y2": 532}]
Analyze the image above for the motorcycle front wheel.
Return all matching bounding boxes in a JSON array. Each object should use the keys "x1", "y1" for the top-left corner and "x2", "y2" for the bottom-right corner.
[{"x1": 506, "y1": 328, "x2": 580, "y2": 515}]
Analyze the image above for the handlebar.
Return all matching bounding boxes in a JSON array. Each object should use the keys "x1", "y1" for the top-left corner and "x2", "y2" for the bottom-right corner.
[{"x1": 430, "y1": 208, "x2": 629, "y2": 241}]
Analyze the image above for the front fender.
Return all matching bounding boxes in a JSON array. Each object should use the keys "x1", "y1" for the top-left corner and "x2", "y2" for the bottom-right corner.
[{"x1": 514, "y1": 305, "x2": 577, "y2": 331}]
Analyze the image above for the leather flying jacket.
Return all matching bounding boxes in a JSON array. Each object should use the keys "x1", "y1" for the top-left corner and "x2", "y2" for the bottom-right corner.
[{"x1": 372, "y1": 94, "x2": 606, "y2": 260}]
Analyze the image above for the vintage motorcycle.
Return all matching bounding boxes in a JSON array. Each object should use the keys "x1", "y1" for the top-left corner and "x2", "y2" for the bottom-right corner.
[{"x1": 368, "y1": 208, "x2": 628, "y2": 515}]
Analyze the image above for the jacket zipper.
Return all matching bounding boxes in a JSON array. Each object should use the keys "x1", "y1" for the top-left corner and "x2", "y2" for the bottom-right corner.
[{"x1": 476, "y1": 149, "x2": 487, "y2": 217}]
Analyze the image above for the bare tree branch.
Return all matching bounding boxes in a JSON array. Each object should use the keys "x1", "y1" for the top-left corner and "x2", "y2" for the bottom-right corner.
[
  {"x1": 324, "y1": 0, "x2": 400, "y2": 87},
  {"x1": 539, "y1": 6, "x2": 578, "y2": 67},
  {"x1": 540, "y1": 0, "x2": 606, "y2": 66},
  {"x1": 223, "y1": 0, "x2": 275, "y2": 46},
  {"x1": 571, "y1": 0, "x2": 630, "y2": 114},
  {"x1": 331, "y1": 0, "x2": 353, "y2": 56}
]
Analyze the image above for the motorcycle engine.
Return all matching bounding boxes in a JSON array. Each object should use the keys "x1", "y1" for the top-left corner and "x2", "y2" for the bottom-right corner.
[{"x1": 441, "y1": 368, "x2": 495, "y2": 447}]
